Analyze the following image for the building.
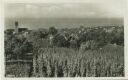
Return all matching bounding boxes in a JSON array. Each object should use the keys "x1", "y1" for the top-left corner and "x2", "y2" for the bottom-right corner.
[{"x1": 15, "y1": 21, "x2": 19, "y2": 34}]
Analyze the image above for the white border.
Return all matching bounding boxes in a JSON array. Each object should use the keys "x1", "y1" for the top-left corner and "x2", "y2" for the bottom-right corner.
[
  {"x1": 124, "y1": 0, "x2": 128, "y2": 78},
  {"x1": 1, "y1": 0, "x2": 128, "y2": 80},
  {"x1": 4, "y1": 0, "x2": 101, "y2": 3}
]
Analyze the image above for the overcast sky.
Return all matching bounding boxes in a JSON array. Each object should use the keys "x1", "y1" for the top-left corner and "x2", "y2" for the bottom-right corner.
[{"x1": 4, "y1": 0, "x2": 125, "y2": 18}]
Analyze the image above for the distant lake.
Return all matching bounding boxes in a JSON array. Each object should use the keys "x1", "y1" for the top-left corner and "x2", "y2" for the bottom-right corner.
[{"x1": 5, "y1": 18, "x2": 123, "y2": 30}]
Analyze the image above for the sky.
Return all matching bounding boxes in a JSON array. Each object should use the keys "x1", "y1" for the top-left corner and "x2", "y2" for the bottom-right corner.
[{"x1": 4, "y1": 0, "x2": 125, "y2": 18}]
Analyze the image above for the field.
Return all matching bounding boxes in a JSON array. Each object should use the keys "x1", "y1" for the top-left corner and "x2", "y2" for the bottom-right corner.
[{"x1": 5, "y1": 44, "x2": 124, "y2": 77}]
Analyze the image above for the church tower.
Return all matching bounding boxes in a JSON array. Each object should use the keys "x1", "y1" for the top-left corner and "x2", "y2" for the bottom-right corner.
[{"x1": 15, "y1": 21, "x2": 19, "y2": 34}]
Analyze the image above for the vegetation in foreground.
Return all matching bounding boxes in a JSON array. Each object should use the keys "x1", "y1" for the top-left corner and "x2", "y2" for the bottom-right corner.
[
  {"x1": 32, "y1": 45, "x2": 124, "y2": 77},
  {"x1": 5, "y1": 25, "x2": 124, "y2": 77},
  {"x1": 5, "y1": 45, "x2": 124, "y2": 77}
]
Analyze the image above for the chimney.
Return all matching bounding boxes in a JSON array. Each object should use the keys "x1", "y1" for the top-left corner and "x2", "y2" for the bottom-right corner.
[{"x1": 15, "y1": 21, "x2": 19, "y2": 34}]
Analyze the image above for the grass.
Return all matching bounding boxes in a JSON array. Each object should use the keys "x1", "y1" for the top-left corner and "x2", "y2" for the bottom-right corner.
[
  {"x1": 5, "y1": 44, "x2": 124, "y2": 77},
  {"x1": 32, "y1": 44, "x2": 124, "y2": 77},
  {"x1": 5, "y1": 63, "x2": 31, "y2": 77}
]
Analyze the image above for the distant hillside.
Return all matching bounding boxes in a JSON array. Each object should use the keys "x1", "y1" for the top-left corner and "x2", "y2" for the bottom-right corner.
[{"x1": 5, "y1": 18, "x2": 123, "y2": 30}]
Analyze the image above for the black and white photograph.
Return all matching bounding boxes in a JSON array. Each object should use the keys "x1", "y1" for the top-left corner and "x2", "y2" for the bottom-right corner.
[{"x1": 2, "y1": 0, "x2": 126, "y2": 78}]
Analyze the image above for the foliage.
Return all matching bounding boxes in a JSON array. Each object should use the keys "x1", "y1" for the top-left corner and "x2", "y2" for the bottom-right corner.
[
  {"x1": 4, "y1": 33, "x2": 33, "y2": 60},
  {"x1": 31, "y1": 44, "x2": 124, "y2": 77},
  {"x1": 4, "y1": 25, "x2": 124, "y2": 77},
  {"x1": 52, "y1": 33, "x2": 70, "y2": 47},
  {"x1": 5, "y1": 63, "x2": 31, "y2": 77},
  {"x1": 48, "y1": 27, "x2": 58, "y2": 35}
]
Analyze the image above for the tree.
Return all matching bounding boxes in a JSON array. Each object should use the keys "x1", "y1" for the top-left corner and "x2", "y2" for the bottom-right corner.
[
  {"x1": 4, "y1": 33, "x2": 16, "y2": 60},
  {"x1": 48, "y1": 27, "x2": 58, "y2": 35},
  {"x1": 53, "y1": 33, "x2": 70, "y2": 47},
  {"x1": 12, "y1": 35, "x2": 33, "y2": 60},
  {"x1": 5, "y1": 32, "x2": 33, "y2": 60}
]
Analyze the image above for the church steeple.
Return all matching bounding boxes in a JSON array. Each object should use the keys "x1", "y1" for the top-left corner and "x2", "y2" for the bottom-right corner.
[{"x1": 15, "y1": 21, "x2": 19, "y2": 34}]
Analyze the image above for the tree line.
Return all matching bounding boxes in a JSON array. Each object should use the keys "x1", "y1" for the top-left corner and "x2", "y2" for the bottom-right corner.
[{"x1": 4, "y1": 25, "x2": 124, "y2": 60}]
